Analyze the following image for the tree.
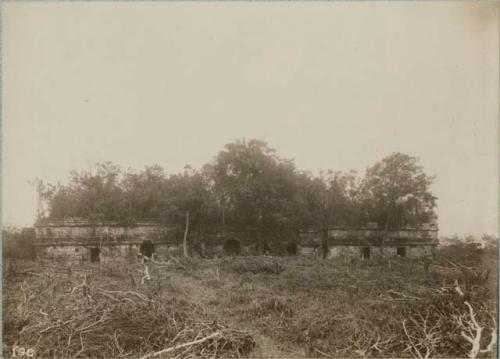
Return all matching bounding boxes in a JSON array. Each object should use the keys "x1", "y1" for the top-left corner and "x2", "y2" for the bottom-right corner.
[
  {"x1": 3, "y1": 226, "x2": 36, "y2": 259},
  {"x1": 207, "y1": 139, "x2": 301, "y2": 253},
  {"x1": 360, "y1": 153, "x2": 437, "y2": 229},
  {"x1": 120, "y1": 165, "x2": 170, "y2": 223},
  {"x1": 292, "y1": 170, "x2": 364, "y2": 258},
  {"x1": 36, "y1": 162, "x2": 124, "y2": 223},
  {"x1": 158, "y1": 166, "x2": 219, "y2": 257}
]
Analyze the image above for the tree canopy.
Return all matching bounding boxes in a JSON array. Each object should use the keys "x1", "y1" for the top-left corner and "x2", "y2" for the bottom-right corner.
[
  {"x1": 35, "y1": 140, "x2": 438, "y2": 244},
  {"x1": 360, "y1": 153, "x2": 437, "y2": 229}
]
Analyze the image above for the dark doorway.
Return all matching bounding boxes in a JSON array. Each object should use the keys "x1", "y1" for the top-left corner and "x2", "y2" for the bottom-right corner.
[
  {"x1": 254, "y1": 241, "x2": 270, "y2": 255},
  {"x1": 286, "y1": 242, "x2": 298, "y2": 256},
  {"x1": 140, "y1": 240, "x2": 155, "y2": 258},
  {"x1": 223, "y1": 239, "x2": 241, "y2": 256},
  {"x1": 397, "y1": 247, "x2": 406, "y2": 257},
  {"x1": 361, "y1": 247, "x2": 370, "y2": 260},
  {"x1": 262, "y1": 242, "x2": 271, "y2": 255},
  {"x1": 90, "y1": 247, "x2": 100, "y2": 262}
]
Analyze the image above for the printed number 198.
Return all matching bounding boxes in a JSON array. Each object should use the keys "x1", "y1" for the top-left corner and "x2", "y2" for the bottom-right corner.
[{"x1": 12, "y1": 346, "x2": 35, "y2": 357}]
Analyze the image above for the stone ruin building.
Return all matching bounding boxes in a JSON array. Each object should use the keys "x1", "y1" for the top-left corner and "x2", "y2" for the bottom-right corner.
[
  {"x1": 299, "y1": 222, "x2": 439, "y2": 259},
  {"x1": 34, "y1": 219, "x2": 247, "y2": 263},
  {"x1": 34, "y1": 219, "x2": 438, "y2": 262},
  {"x1": 34, "y1": 219, "x2": 181, "y2": 263}
]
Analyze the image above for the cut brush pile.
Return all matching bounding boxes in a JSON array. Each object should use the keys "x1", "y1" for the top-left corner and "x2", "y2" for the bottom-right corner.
[{"x1": 3, "y1": 262, "x2": 255, "y2": 359}]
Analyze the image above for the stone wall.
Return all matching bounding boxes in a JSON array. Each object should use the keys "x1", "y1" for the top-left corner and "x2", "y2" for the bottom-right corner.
[
  {"x1": 406, "y1": 245, "x2": 435, "y2": 258},
  {"x1": 36, "y1": 243, "x2": 141, "y2": 263},
  {"x1": 298, "y1": 245, "x2": 318, "y2": 257},
  {"x1": 37, "y1": 245, "x2": 86, "y2": 263},
  {"x1": 296, "y1": 244, "x2": 436, "y2": 260},
  {"x1": 34, "y1": 221, "x2": 438, "y2": 262},
  {"x1": 35, "y1": 221, "x2": 179, "y2": 262},
  {"x1": 328, "y1": 227, "x2": 438, "y2": 245},
  {"x1": 35, "y1": 222, "x2": 173, "y2": 242},
  {"x1": 328, "y1": 246, "x2": 360, "y2": 259},
  {"x1": 327, "y1": 245, "x2": 435, "y2": 259}
]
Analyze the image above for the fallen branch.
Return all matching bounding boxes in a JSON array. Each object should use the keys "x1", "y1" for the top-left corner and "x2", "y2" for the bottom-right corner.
[
  {"x1": 114, "y1": 329, "x2": 124, "y2": 355},
  {"x1": 39, "y1": 318, "x2": 76, "y2": 334},
  {"x1": 139, "y1": 331, "x2": 221, "y2": 359},
  {"x1": 97, "y1": 289, "x2": 151, "y2": 302},
  {"x1": 69, "y1": 274, "x2": 90, "y2": 295},
  {"x1": 17, "y1": 268, "x2": 44, "y2": 276},
  {"x1": 387, "y1": 290, "x2": 422, "y2": 301},
  {"x1": 402, "y1": 319, "x2": 424, "y2": 359},
  {"x1": 76, "y1": 310, "x2": 109, "y2": 333},
  {"x1": 459, "y1": 301, "x2": 497, "y2": 359},
  {"x1": 314, "y1": 348, "x2": 335, "y2": 358}
]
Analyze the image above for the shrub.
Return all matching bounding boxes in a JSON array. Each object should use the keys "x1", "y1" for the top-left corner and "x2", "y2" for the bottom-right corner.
[{"x1": 3, "y1": 227, "x2": 36, "y2": 260}]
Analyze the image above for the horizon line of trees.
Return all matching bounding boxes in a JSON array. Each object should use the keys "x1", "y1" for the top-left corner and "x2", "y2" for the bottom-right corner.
[{"x1": 34, "y1": 139, "x2": 438, "y2": 252}]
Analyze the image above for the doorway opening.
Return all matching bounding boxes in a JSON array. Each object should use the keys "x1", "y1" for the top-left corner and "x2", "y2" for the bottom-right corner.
[
  {"x1": 361, "y1": 247, "x2": 370, "y2": 260},
  {"x1": 397, "y1": 247, "x2": 406, "y2": 257},
  {"x1": 286, "y1": 242, "x2": 298, "y2": 256},
  {"x1": 223, "y1": 239, "x2": 241, "y2": 256},
  {"x1": 90, "y1": 247, "x2": 100, "y2": 262},
  {"x1": 140, "y1": 239, "x2": 155, "y2": 258}
]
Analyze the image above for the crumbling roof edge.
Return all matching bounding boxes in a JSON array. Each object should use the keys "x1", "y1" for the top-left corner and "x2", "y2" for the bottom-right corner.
[
  {"x1": 34, "y1": 221, "x2": 164, "y2": 228},
  {"x1": 300, "y1": 227, "x2": 438, "y2": 233},
  {"x1": 328, "y1": 242, "x2": 439, "y2": 247}
]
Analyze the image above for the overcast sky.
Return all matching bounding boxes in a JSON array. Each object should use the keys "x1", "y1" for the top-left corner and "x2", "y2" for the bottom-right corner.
[{"x1": 3, "y1": 2, "x2": 499, "y2": 237}]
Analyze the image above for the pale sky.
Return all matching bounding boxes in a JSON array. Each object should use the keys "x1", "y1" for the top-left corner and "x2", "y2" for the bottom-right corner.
[{"x1": 2, "y1": 2, "x2": 499, "y2": 237}]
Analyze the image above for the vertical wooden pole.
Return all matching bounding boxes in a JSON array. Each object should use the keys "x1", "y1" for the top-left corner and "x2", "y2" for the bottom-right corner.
[{"x1": 183, "y1": 211, "x2": 190, "y2": 258}]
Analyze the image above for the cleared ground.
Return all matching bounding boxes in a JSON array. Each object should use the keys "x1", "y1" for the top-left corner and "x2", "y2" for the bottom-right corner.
[{"x1": 3, "y1": 247, "x2": 497, "y2": 358}]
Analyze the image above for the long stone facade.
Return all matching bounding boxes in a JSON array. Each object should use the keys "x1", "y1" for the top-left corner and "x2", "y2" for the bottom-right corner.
[
  {"x1": 35, "y1": 219, "x2": 438, "y2": 262},
  {"x1": 298, "y1": 224, "x2": 439, "y2": 259},
  {"x1": 34, "y1": 220, "x2": 184, "y2": 263}
]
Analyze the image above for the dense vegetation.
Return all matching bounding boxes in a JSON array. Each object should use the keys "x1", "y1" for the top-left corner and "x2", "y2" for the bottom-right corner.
[
  {"x1": 2, "y1": 227, "x2": 36, "y2": 260},
  {"x1": 35, "y1": 139, "x2": 437, "y2": 248}
]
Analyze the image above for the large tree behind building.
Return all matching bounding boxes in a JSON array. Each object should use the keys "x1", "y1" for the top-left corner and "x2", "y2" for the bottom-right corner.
[
  {"x1": 292, "y1": 169, "x2": 365, "y2": 257},
  {"x1": 120, "y1": 165, "x2": 170, "y2": 223},
  {"x1": 35, "y1": 162, "x2": 218, "y2": 242},
  {"x1": 166, "y1": 166, "x2": 219, "y2": 236},
  {"x1": 360, "y1": 152, "x2": 437, "y2": 229},
  {"x1": 41, "y1": 162, "x2": 124, "y2": 223},
  {"x1": 207, "y1": 139, "x2": 303, "y2": 252}
]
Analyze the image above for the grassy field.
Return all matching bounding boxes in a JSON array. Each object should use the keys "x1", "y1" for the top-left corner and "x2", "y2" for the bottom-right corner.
[{"x1": 3, "y1": 246, "x2": 498, "y2": 358}]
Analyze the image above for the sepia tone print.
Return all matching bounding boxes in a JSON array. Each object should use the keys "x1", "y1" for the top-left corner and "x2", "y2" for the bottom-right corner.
[{"x1": 2, "y1": 2, "x2": 498, "y2": 359}]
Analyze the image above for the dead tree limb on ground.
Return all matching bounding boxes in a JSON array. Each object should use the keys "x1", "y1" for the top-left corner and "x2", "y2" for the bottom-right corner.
[
  {"x1": 402, "y1": 310, "x2": 442, "y2": 359},
  {"x1": 69, "y1": 274, "x2": 93, "y2": 304},
  {"x1": 457, "y1": 301, "x2": 497, "y2": 359},
  {"x1": 139, "y1": 331, "x2": 221, "y2": 359}
]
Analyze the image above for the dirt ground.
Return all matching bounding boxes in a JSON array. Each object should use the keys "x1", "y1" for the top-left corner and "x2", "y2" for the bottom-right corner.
[{"x1": 165, "y1": 261, "x2": 306, "y2": 358}]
